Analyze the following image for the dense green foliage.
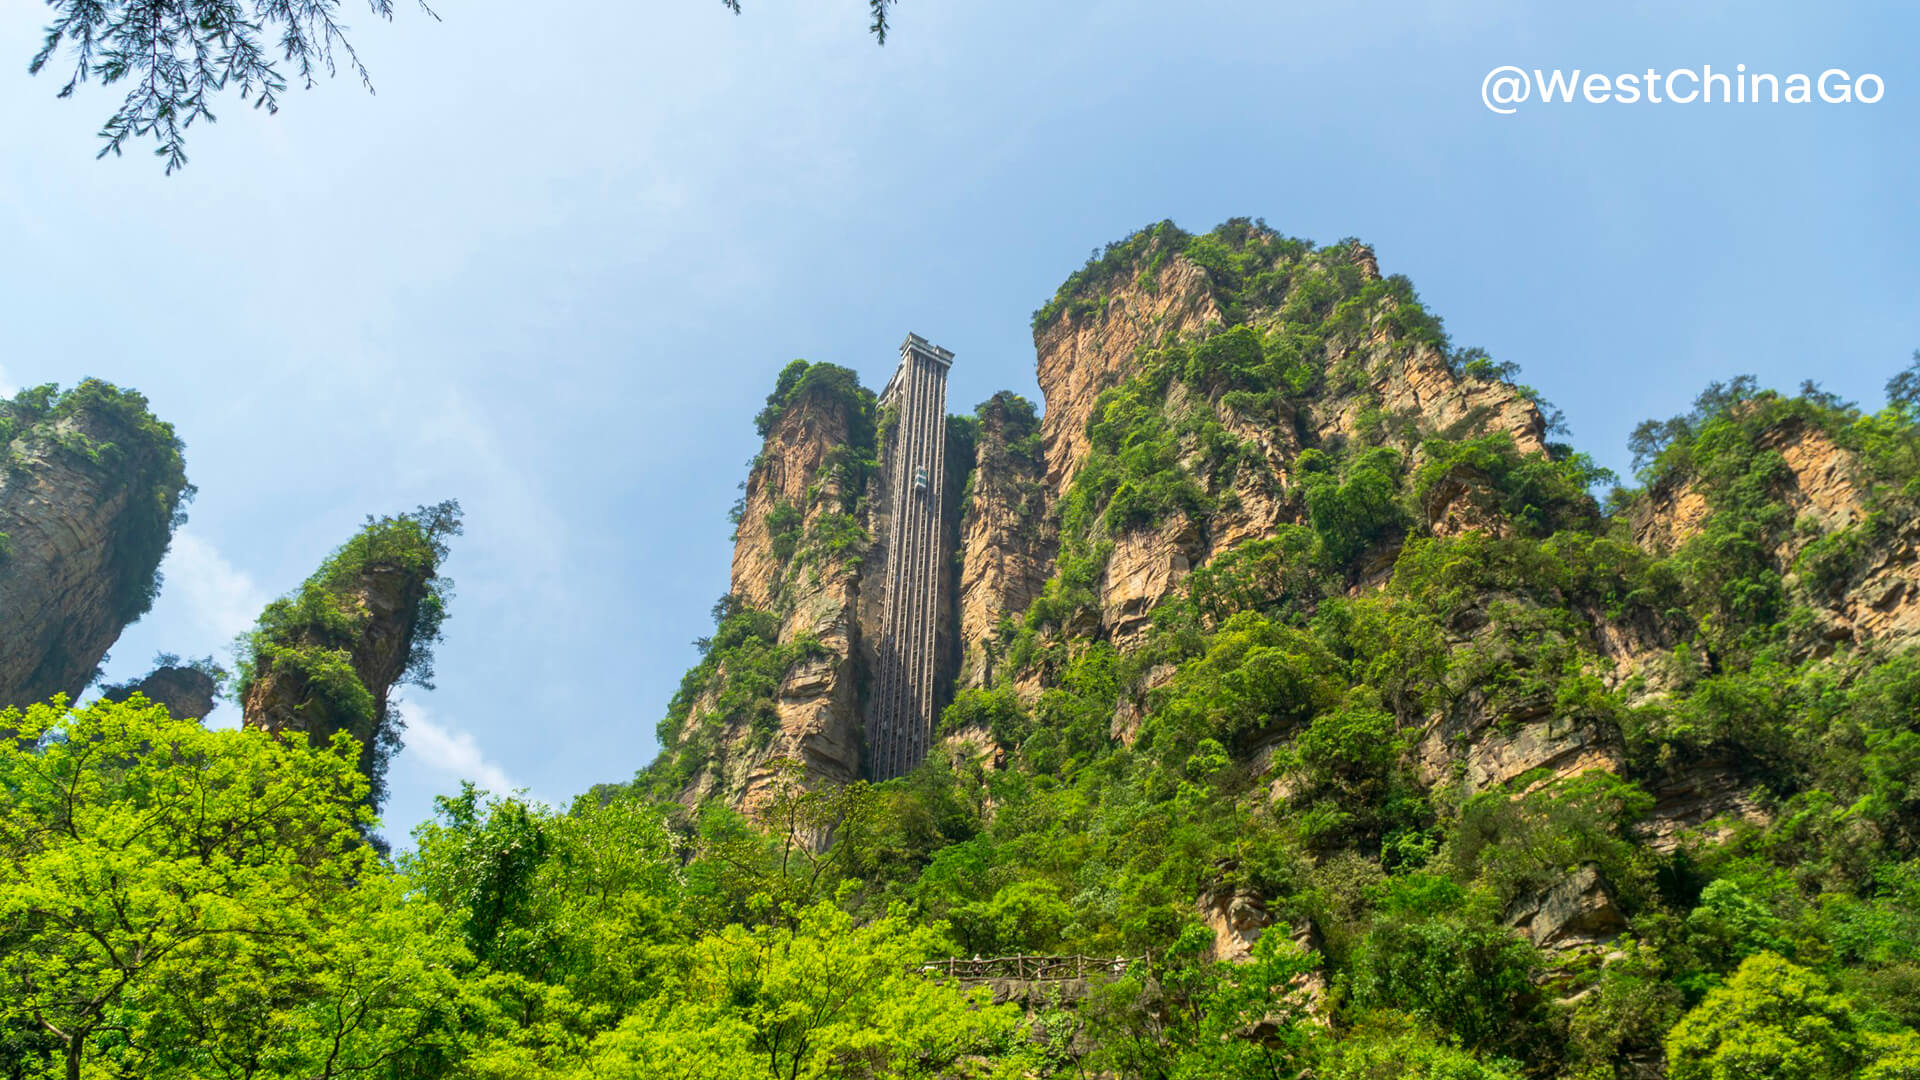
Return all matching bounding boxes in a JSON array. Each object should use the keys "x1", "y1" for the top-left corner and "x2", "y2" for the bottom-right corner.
[
  {"x1": 0, "y1": 697, "x2": 1015, "y2": 1080},
  {"x1": 1001, "y1": 221, "x2": 1604, "y2": 684},
  {"x1": 929, "y1": 349, "x2": 1920, "y2": 1076},
  {"x1": 1663, "y1": 952, "x2": 1920, "y2": 1080},
  {"x1": 0, "y1": 697, "x2": 426, "y2": 1080},
  {"x1": 1, "y1": 380, "x2": 193, "y2": 628},
  {"x1": 233, "y1": 500, "x2": 461, "y2": 810},
  {"x1": 922, "y1": 224, "x2": 1920, "y2": 1076}
]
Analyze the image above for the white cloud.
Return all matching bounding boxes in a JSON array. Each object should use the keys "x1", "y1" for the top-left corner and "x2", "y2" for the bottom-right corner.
[
  {"x1": 164, "y1": 530, "x2": 269, "y2": 643},
  {"x1": 395, "y1": 699, "x2": 520, "y2": 798}
]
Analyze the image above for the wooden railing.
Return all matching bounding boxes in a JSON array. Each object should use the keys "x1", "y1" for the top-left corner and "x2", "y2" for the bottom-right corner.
[{"x1": 921, "y1": 954, "x2": 1149, "y2": 981}]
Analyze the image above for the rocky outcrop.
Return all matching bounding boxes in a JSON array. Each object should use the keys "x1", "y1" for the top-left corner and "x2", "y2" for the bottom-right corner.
[
  {"x1": 1100, "y1": 519, "x2": 1203, "y2": 652},
  {"x1": 1111, "y1": 662, "x2": 1176, "y2": 747},
  {"x1": 1628, "y1": 412, "x2": 1920, "y2": 650},
  {"x1": 1823, "y1": 512, "x2": 1920, "y2": 643},
  {"x1": 684, "y1": 386, "x2": 872, "y2": 814},
  {"x1": 1195, "y1": 879, "x2": 1330, "y2": 1024},
  {"x1": 238, "y1": 503, "x2": 458, "y2": 809},
  {"x1": 1317, "y1": 339, "x2": 1547, "y2": 458},
  {"x1": 683, "y1": 643, "x2": 864, "y2": 817},
  {"x1": 0, "y1": 381, "x2": 189, "y2": 711},
  {"x1": 1632, "y1": 480, "x2": 1711, "y2": 555},
  {"x1": 1632, "y1": 416, "x2": 1861, "y2": 558},
  {"x1": 1198, "y1": 879, "x2": 1275, "y2": 964},
  {"x1": 1423, "y1": 471, "x2": 1518, "y2": 540},
  {"x1": 1081, "y1": 337, "x2": 1547, "y2": 654},
  {"x1": 730, "y1": 386, "x2": 862, "y2": 612},
  {"x1": 956, "y1": 395, "x2": 1051, "y2": 689},
  {"x1": 1506, "y1": 865, "x2": 1627, "y2": 950},
  {"x1": 673, "y1": 357, "x2": 994, "y2": 811},
  {"x1": 1417, "y1": 707, "x2": 1626, "y2": 797},
  {"x1": 243, "y1": 558, "x2": 434, "y2": 793},
  {"x1": 1634, "y1": 757, "x2": 1770, "y2": 853},
  {"x1": 1034, "y1": 251, "x2": 1223, "y2": 494},
  {"x1": 1774, "y1": 420, "x2": 1866, "y2": 533},
  {"x1": 100, "y1": 663, "x2": 219, "y2": 722}
]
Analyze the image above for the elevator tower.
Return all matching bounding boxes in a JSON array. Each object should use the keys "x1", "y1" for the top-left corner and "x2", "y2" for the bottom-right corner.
[{"x1": 867, "y1": 333, "x2": 953, "y2": 780}]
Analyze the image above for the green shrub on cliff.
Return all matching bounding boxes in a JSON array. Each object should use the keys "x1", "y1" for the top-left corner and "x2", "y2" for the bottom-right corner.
[{"x1": 754, "y1": 359, "x2": 874, "y2": 440}]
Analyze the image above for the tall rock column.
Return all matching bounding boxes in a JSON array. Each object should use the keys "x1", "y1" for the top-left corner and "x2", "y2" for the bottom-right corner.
[
  {"x1": 868, "y1": 334, "x2": 953, "y2": 780},
  {"x1": 237, "y1": 503, "x2": 460, "y2": 811},
  {"x1": 662, "y1": 361, "x2": 877, "y2": 814},
  {"x1": 954, "y1": 392, "x2": 1050, "y2": 689},
  {"x1": 0, "y1": 381, "x2": 191, "y2": 712}
]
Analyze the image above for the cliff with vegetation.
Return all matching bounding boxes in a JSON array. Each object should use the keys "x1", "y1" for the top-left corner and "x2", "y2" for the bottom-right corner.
[
  {"x1": 648, "y1": 360, "x2": 974, "y2": 814},
  {"x1": 0, "y1": 380, "x2": 190, "y2": 712},
  {"x1": 9, "y1": 220, "x2": 1920, "y2": 1080},
  {"x1": 634, "y1": 219, "x2": 1920, "y2": 1077},
  {"x1": 235, "y1": 501, "x2": 461, "y2": 810}
]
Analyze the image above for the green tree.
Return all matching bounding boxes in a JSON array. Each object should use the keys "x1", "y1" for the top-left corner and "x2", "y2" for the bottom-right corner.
[
  {"x1": 1082, "y1": 924, "x2": 1321, "y2": 1080},
  {"x1": 1345, "y1": 905, "x2": 1541, "y2": 1055},
  {"x1": 0, "y1": 695, "x2": 458, "y2": 1080},
  {"x1": 577, "y1": 901, "x2": 1022, "y2": 1080},
  {"x1": 1666, "y1": 953, "x2": 1864, "y2": 1080},
  {"x1": 1317, "y1": 1020, "x2": 1523, "y2": 1080},
  {"x1": 404, "y1": 783, "x2": 687, "y2": 1019},
  {"x1": 695, "y1": 761, "x2": 881, "y2": 927}
]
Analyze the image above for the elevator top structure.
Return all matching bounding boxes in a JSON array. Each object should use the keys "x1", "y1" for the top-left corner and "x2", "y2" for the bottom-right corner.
[
  {"x1": 867, "y1": 333, "x2": 954, "y2": 781},
  {"x1": 880, "y1": 333, "x2": 954, "y2": 401}
]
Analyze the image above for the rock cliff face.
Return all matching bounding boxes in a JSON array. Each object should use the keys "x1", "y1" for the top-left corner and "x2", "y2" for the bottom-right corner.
[
  {"x1": 1633, "y1": 412, "x2": 1920, "y2": 648},
  {"x1": 663, "y1": 359, "x2": 988, "y2": 813},
  {"x1": 678, "y1": 224, "x2": 1579, "y2": 812},
  {"x1": 243, "y1": 560, "x2": 432, "y2": 791},
  {"x1": 1034, "y1": 253, "x2": 1223, "y2": 493},
  {"x1": 673, "y1": 372, "x2": 878, "y2": 813},
  {"x1": 1604, "y1": 402, "x2": 1920, "y2": 848},
  {"x1": 666, "y1": 219, "x2": 1920, "y2": 927},
  {"x1": 1505, "y1": 865, "x2": 1627, "y2": 951},
  {"x1": 1028, "y1": 233, "x2": 1554, "y2": 655},
  {"x1": 1323, "y1": 339, "x2": 1548, "y2": 459},
  {"x1": 636, "y1": 222, "x2": 1920, "y2": 1074},
  {"x1": 1631, "y1": 415, "x2": 1860, "y2": 561},
  {"x1": 0, "y1": 381, "x2": 190, "y2": 712},
  {"x1": 955, "y1": 394, "x2": 1051, "y2": 689},
  {"x1": 730, "y1": 386, "x2": 862, "y2": 613}
]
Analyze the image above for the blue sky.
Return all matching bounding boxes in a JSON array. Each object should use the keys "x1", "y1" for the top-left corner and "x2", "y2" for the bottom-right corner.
[{"x1": 3, "y1": 1, "x2": 1915, "y2": 842}]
